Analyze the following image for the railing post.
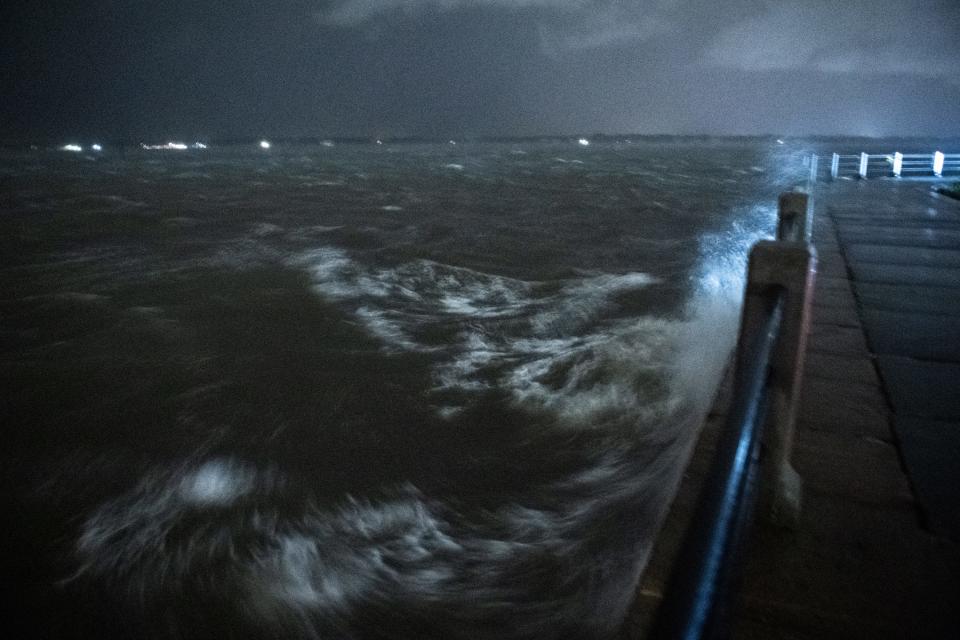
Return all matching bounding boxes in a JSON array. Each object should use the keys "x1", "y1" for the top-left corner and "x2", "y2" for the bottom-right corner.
[
  {"x1": 777, "y1": 191, "x2": 812, "y2": 242},
  {"x1": 808, "y1": 154, "x2": 818, "y2": 184},
  {"x1": 858, "y1": 152, "x2": 869, "y2": 179},
  {"x1": 892, "y1": 152, "x2": 903, "y2": 177},
  {"x1": 737, "y1": 240, "x2": 816, "y2": 529},
  {"x1": 830, "y1": 153, "x2": 839, "y2": 180},
  {"x1": 934, "y1": 151, "x2": 944, "y2": 177}
]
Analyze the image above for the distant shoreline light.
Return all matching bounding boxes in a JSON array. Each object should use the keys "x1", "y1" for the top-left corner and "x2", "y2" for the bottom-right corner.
[
  {"x1": 61, "y1": 144, "x2": 83, "y2": 152},
  {"x1": 259, "y1": 140, "x2": 271, "y2": 149},
  {"x1": 140, "y1": 141, "x2": 207, "y2": 150},
  {"x1": 141, "y1": 142, "x2": 187, "y2": 150},
  {"x1": 577, "y1": 138, "x2": 590, "y2": 146}
]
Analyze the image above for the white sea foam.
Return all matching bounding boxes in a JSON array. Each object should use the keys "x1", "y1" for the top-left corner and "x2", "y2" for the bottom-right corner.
[
  {"x1": 103, "y1": 195, "x2": 148, "y2": 208},
  {"x1": 253, "y1": 222, "x2": 283, "y2": 236},
  {"x1": 354, "y1": 307, "x2": 423, "y2": 352},
  {"x1": 71, "y1": 452, "x2": 664, "y2": 638},
  {"x1": 291, "y1": 247, "x2": 688, "y2": 425}
]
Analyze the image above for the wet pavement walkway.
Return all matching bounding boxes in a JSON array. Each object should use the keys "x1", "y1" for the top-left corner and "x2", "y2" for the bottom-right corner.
[
  {"x1": 827, "y1": 181, "x2": 960, "y2": 544},
  {"x1": 624, "y1": 179, "x2": 960, "y2": 639}
]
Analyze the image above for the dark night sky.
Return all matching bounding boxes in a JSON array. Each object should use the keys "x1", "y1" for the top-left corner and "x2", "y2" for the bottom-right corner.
[{"x1": 2, "y1": 0, "x2": 959, "y2": 141}]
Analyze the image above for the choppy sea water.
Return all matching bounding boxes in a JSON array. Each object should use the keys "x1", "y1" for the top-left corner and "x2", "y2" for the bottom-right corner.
[{"x1": 0, "y1": 140, "x2": 806, "y2": 639}]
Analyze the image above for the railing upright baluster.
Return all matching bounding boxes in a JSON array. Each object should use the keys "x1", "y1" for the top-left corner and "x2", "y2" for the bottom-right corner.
[{"x1": 741, "y1": 240, "x2": 815, "y2": 527}]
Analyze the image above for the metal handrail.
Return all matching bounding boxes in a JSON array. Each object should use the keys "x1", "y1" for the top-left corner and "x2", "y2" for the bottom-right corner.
[
  {"x1": 644, "y1": 192, "x2": 815, "y2": 640},
  {"x1": 647, "y1": 290, "x2": 785, "y2": 640}
]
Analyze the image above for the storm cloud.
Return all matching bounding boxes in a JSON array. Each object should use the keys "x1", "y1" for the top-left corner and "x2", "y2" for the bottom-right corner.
[
  {"x1": 2, "y1": 0, "x2": 959, "y2": 139},
  {"x1": 705, "y1": 1, "x2": 960, "y2": 82},
  {"x1": 318, "y1": 1, "x2": 688, "y2": 51},
  {"x1": 317, "y1": 0, "x2": 960, "y2": 77}
]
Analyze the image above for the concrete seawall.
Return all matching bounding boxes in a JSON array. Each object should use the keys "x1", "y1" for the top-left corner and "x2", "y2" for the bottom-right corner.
[{"x1": 624, "y1": 179, "x2": 960, "y2": 639}]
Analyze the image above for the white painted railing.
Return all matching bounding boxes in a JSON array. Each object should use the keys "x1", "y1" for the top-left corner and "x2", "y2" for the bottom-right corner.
[{"x1": 808, "y1": 151, "x2": 960, "y2": 181}]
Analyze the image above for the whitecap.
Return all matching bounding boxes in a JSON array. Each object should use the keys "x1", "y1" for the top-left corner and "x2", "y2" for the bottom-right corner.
[
  {"x1": 253, "y1": 222, "x2": 283, "y2": 236},
  {"x1": 291, "y1": 247, "x2": 675, "y2": 423},
  {"x1": 178, "y1": 459, "x2": 257, "y2": 506},
  {"x1": 71, "y1": 458, "x2": 661, "y2": 638}
]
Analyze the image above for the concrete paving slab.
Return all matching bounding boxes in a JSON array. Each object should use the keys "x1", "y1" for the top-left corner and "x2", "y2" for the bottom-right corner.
[
  {"x1": 807, "y1": 323, "x2": 870, "y2": 356},
  {"x1": 812, "y1": 286, "x2": 857, "y2": 309},
  {"x1": 733, "y1": 606, "x2": 907, "y2": 640},
  {"x1": 812, "y1": 302, "x2": 861, "y2": 327},
  {"x1": 737, "y1": 491, "x2": 959, "y2": 640},
  {"x1": 814, "y1": 275, "x2": 855, "y2": 297},
  {"x1": 895, "y1": 416, "x2": 960, "y2": 540},
  {"x1": 811, "y1": 235, "x2": 841, "y2": 253},
  {"x1": 793, "y1": 431, "x2": 913, "y2": 507},
  {"x1": 814, "y1": 251, "x2": 849, "y2": 278},
  {"x1": 861, "y1": 309, "x2": 960, "y2": 360},
  {"x1": 846, "y1": 244, "x2": 960, "y2": 267},
  {"x1": 836, "y1": 225, "x2": 960, "y2": 249},
  {"x1": 855, "y1": 282, "x2": 960, "y2": 316},
  {"x1": 798, "y1": 377, "x2": 890, "y2": 439},
  {"x1": 795, "y1": 428, "x2": 898, "y2": 464},
  {"x1": 803, "y1": 351, "x2": 878, "y2": 386},
  {"x1": 832, "y1": 210, "x2": 960, "y2": 224},
  {"x1": 816, "y1": 247, "x2": 847, "y2": 265},
  {"x1": 876, "y1": 355, "x2": 960, "y2": 420},
  {"x1": 848, "y1": 262, "x2": 960, "y2": 287}
]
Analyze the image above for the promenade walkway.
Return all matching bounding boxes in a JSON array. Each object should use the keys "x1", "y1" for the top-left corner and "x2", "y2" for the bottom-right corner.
[{"x1": 624, "y1": 179, "x2": 960, "y2": 639}]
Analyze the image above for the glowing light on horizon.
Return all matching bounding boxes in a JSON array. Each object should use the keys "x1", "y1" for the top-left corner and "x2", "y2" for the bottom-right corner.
[
  {"x1": 321, "y1": 140, "x2": 334, "y2": 148},
  {"x1": 140, "y1": 142, "x2": 188, "y2": 150},
  {"x1": 91, "y1": 143, "x2": 103, "y2": 152},
  {"x1": 192, "y1": 142, "x2": 207, "y2": 149},
  {"x1": 776, "y1": 139, "x2": 785, "y2": 144},
  {"x1": 61, "y1": 144, "x2": 83, "y2": 152},
  {"x1": 578, "y1": 138, "x2": 590, "y2": 146},
  {"x1": 259, "y1": 140, "x2": 271, "y2": 149}
]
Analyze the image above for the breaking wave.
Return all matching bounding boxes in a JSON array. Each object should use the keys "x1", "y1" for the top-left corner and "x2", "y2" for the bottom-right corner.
[
  {"x1": 65, "y1": 231, "x2": 754, "y2": 638},
  {"x1": 290, "y1": 249, "x2": 679, "y2": 425},
  {"x1": 71, "y1": 446, "x2": 684, "y2": 640}
]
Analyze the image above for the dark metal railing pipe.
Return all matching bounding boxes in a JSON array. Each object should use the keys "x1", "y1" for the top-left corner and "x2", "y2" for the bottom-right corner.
[
  {"x1": 644, "y1": 191, "x2": 816, "y2": 640},
  {"x1": 647, "y1": 291, "x2": 785, "y2": 640}
]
